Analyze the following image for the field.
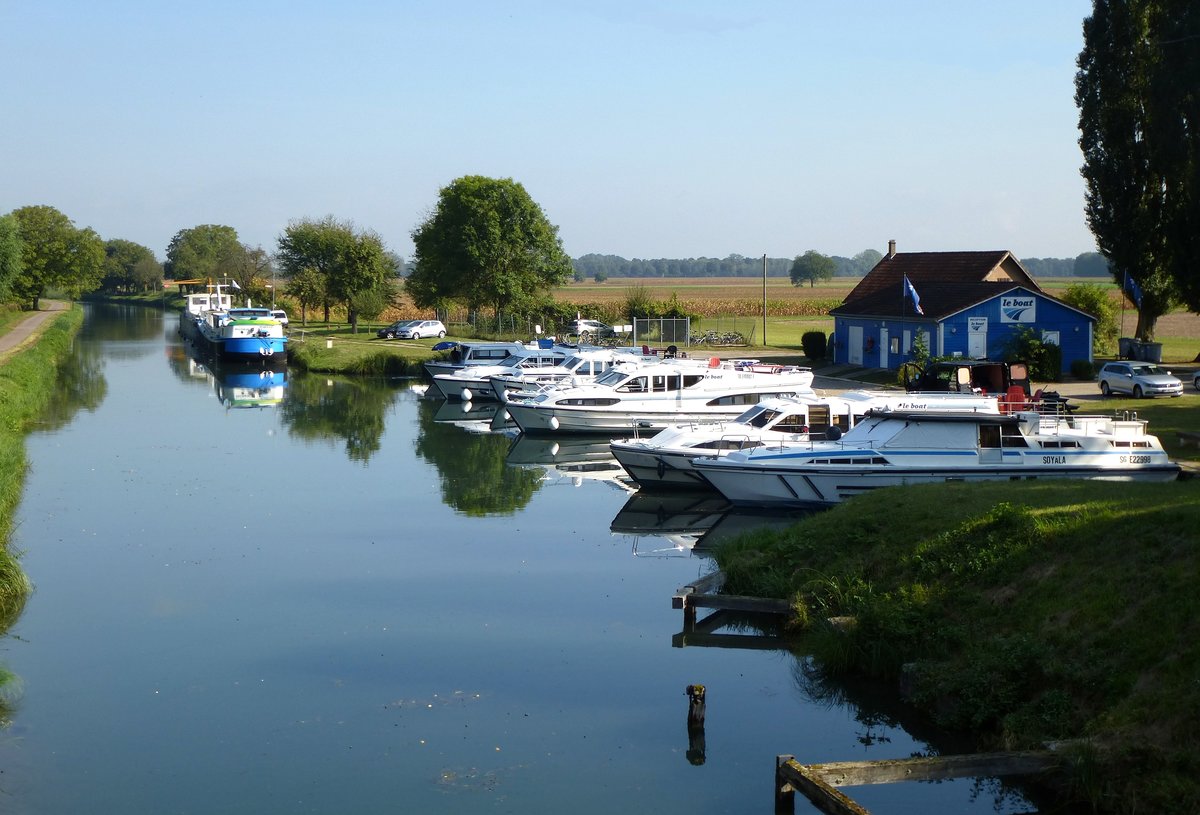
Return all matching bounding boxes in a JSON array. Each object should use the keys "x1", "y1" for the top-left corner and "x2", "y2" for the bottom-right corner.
[{"x1": 363, "y1": 275, "x2": 1200, "y2": 362}]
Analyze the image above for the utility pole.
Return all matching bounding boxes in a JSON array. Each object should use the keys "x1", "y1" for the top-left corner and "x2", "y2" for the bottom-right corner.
[{"x1": 761, "y1": 253, "x2": 767, "y2": 346}]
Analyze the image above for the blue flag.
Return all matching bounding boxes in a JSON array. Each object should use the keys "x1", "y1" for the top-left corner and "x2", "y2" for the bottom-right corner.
[
  {"x1": 903, "y1": 275, "x2": 924, "y2": 315},
  {"x1": 1123, "y1": 272, "x2": 1143, "y2": 308}
]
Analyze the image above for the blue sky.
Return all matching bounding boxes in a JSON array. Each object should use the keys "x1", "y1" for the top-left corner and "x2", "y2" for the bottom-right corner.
[{"x1": 2, "y1": 1, "x2": 1097, "y2": 262}]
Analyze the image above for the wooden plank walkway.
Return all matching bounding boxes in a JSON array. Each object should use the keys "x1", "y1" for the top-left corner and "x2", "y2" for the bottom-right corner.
[
  {"x1": 672, "y1": 571, "x2": 793, "y2": 649},
  {"x1": 775, "y1": 751, "x2": 1061, "y2": 814}
]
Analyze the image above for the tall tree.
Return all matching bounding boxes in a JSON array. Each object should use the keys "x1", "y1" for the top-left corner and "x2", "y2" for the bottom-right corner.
[
  {"x1": 1076, "y1": 0, "x2": 1199, "y2": 338},
  {"x1": 9, "y1": 205, "x2": 105, "y2": 309},
  {"x1": 0, "y1": 214, "x2": 23, "y2": 304},
  {"x1": 1148, "y1": 0, "x2": 1200, "y2": 313},
  {"x1": 408, "y1": 176, "x2": 572, "y2": 317},
  {"x1": 276, "y1": 217, "x2": 390, "y2": 332},
  {"x1": 285, "y1": 266, "x2": 326, "y2": 327},
  {"x1": 102, "y1": 239, "x2": 161, "y2": 294},
  {"x1": 164, "y1": 225, "x2": 240, "y2": 282},
  {"x1": 789, "y1": 250, "x2": 836, "y2": 288},
  {"x1": 216, "y1": 243, "x2": 274, "y2": 305}
]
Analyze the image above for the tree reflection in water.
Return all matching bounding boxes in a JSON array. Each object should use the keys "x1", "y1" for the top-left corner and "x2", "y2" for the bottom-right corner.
[
  {"x1": 32, "y1": 324, "x2": 108, "y2": 433},
  {"x1": 414, "y1": 399, "x2": 542, "y2": 516},
  {"x1": 279, "y1": 371, "x2": 401, "y2": 464}
]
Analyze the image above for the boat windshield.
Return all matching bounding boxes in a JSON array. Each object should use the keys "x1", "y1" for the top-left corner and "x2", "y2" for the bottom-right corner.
[
  {"x1": 732, "y1": 405, "x2": 767, "y2": 425},
  {"x1": 594, "y1": 369, "x2": 628, "y2": 387}
]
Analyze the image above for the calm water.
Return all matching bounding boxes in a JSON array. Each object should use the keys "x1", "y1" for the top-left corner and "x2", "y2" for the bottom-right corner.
[{"x1": 1, "y1": 304, "x2": 1036, "y2": 814}]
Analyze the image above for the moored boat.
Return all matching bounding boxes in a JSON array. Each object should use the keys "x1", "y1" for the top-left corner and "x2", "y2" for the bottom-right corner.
[
  {"x1": 504, "y1": 357, "x2": 816, "y2": 435},
  {"x1": 692, "y1": 408, "x2": 1180, "y2": 508},
  {"x1": 194, "y1": 305, "x2": 288, "y2": 363},
  {"x1": 611, "y1": 390, "x2": 1001, "y2": 490}
]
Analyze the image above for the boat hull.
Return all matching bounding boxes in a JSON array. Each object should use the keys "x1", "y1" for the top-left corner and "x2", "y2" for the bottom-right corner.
[
  {"x1": 505, "y1": 400, "x2": 809, "y2": 435},
  {"x1": 609, "y1": 442, "x2": 718, "y2": 490},
  {"x1": 695, "y1": 460, "x2": 1182, "y2": 507}
]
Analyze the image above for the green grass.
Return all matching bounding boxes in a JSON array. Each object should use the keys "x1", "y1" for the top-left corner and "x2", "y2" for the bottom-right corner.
[
  {"x1": 715, "y1": 477, "x2": 1200, "y2": 812},
  {"x1": 0, "y1": 307, "x2": 81, "y2": 627},
  {"x1": 287, "y1": 326, "x2": 438, "y2": 375}
]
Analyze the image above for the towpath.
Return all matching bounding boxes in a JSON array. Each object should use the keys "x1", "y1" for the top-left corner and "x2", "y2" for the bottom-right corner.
[{"x1": 0, "y1": 301, "x2": 68, "y2": 362}]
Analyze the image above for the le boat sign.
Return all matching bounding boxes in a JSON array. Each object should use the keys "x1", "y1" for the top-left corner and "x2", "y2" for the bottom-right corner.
[{"x1": 1001, "y1": 295, "x2": 1036, "y2": 323}]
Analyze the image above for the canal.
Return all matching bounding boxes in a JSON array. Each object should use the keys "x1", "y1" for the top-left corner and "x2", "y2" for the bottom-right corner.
[{"x1": 1, "y1": 304, "x2": 1035, "y2": 813}]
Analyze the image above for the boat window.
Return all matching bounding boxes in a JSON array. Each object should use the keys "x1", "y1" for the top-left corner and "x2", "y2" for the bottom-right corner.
[
  {"x1": 595, "y1": 369, "x2": 627, "y2": 387},
  {"x1": 698, "y1": 439, "x2": 761, "y2": 451},
  {"x1": 733, "y1": 405, "x2": 765, "y2": 424},
  {"x1": 618, "y1": 377, "x2": 648, "y2": 393},
  {"x1": 979, "y1": 424, "x2": 1002, "y2": 448},
  {"x1": 558, "y1": 398, "x2": 620, "y2": 406},
  {"x1": 681, "y1": 375, "x2": 706, "y2": 389},
  {"x1": 773, "y1": 413, "x2": 809, "y2": 433},
  {"x1": 706, "y1": 391, "x2": 794, "y2": 407},
  {"x1": 651, "y1": 375, "x2": 668, "y2": 393},
  {"x1": 748, "y1": 409, "x2": 779, "y2": 429}
]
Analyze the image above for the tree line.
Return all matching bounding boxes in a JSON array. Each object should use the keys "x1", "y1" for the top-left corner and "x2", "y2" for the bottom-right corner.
[{"x1": 574, "y1": 251, "x2": 1112, "y2": 282}]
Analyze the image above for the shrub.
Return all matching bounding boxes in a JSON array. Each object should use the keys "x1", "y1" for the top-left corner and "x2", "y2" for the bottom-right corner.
[
  {"x1": 1070, "y1": 359, "x2": 1097, "y2": 380},
  {"x1": 801, "y1": 330, "x2": 827, "y2": 360}
]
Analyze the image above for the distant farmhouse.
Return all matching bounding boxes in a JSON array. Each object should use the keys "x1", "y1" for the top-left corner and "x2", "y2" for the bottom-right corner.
[{"x1": 829, "y1": 241, "x2": 1095, "y2": 374}]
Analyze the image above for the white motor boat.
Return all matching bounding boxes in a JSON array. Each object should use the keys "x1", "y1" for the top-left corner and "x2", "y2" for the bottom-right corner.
[
  {"x1": 504, "y1": 357, "x2": 815, "y2": 435},
  {"x1": 488, "y1": 347, "x2": 658, "y2": 402},
  {"x1": 692, "y1": 408, "x2": 1180, "y2": 508},
  {"x1": 610, "y1": 390, "x2": 1001, "y2": 490},
  {"x1": 423, "y1": 340, "x2": 537, "y2": 383},
  {"x1": 432, "y1": 347, "x2": 572, "y2": 401}
]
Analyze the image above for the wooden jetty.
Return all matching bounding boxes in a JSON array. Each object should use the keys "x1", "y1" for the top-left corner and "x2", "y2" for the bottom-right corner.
[
  {"x1": 774, "y1": 750, "x2": 1061, "y2": 814},
  {"x1": 672, "y1": 571, "x2": 792, "y2": 649}
]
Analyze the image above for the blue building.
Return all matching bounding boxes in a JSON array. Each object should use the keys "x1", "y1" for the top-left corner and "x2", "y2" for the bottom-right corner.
[{"x1": 828, "y1": 242, "x2": 1095, "y2": 374}]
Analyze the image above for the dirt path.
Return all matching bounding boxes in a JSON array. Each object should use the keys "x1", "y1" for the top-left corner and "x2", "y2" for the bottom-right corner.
[{"x1": 0, "y1": 301, "x2": 69, "y2": 361}]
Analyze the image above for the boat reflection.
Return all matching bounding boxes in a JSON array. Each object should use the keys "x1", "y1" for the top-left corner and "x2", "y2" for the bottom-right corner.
[
  {"x1": 611, "y1": 491, "x2": 813, "y2": 557},
  {"x1": 505, "y1": 435, "x2": 634, "y2": 491},
  {"x1": 610, "y1": 491, "x2": 731, "y2": 556},
  {"x1": 180, "y1": 354, "x2": 288, "y2": 409},
  {"x1": 431, "y1": 398, "x2": 505, "y2": 433}
]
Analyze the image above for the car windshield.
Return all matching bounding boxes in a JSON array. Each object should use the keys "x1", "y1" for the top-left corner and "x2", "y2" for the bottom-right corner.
[{"x1": 1131, "y1": 364, "x2": 1164, "y2": 375}]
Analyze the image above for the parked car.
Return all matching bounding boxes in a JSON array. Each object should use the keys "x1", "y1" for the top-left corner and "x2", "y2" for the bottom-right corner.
[
  {"x1": 399, "y1": 319, "x2": 447, "y2": 340},
  {"x1": 568, "y1": 319, "x2": 614, "y2": 339},
  {"x1": 270, "y1": 309, "x2": 288, "y2": 326},
  {"x1": 1193, "y1": 370, "x2": 1200, "y2": 392},
  {"x1": 1097, "y1": 361, "x2": 1183, "y2": 398},
  {"x1": 377, "y1": 320, "x2": 418, "y2": 339}
]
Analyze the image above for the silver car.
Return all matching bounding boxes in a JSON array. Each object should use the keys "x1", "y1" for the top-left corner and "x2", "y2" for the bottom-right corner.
[
  {"x1": 1097, "y1": 361, "x2": 1183, "y2": 398},
  {"x1": 399, "y1": 320, "x2": 447, "y2": 340}
]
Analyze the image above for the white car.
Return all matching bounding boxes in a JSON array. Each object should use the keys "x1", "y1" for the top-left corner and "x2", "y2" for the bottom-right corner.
[
  {"x1": 1097, "y1": 361, "x2": 1183, "y2": 398},
  {"x1": 270, "y1": 309, "x2": 288, "y2": 326},
  {"x1": 399, "y1": 320, "x2": 447, "y2": 340}
]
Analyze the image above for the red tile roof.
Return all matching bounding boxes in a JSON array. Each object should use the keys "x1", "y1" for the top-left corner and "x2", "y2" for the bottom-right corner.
[{"x1": 831, "y1": 250, "x2": 1044, "y2": 319}]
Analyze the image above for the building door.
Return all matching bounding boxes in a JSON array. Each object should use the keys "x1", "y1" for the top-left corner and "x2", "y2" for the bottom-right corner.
[
  {"x1": 879, "y1": 327, "x2": 889, "y2": 369},
  {"x1": 968, "y1": 317, "x2": 988, "y2": 359},
  {"x1": 848, "y1": 325, "x2": 863, "y2": 366}
]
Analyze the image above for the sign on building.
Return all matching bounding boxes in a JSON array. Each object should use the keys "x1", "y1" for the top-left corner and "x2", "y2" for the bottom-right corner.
[{"x1": 1000, "y1": 295, "x2": 1036, "y2": 323}]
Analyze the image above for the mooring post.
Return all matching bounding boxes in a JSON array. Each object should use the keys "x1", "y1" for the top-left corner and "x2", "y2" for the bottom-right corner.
[{"x1": 775, "y1": 754, "x2": 796, "y2": 814}]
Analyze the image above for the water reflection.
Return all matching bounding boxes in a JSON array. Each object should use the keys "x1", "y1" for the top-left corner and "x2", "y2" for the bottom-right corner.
[
  {"x1": 33, "y1": 335, "x2": 107, "y2": 432},
  {"x1": 79, "y1": 301, "x2": 164, "y2": 357},
  {"x1": 168, "y1": 344, "x2": 289, "y2": 409},
  {"x1": 610, "y1": 491, "x2": 731, "y2": 557},
  {"x1": 505, "y1": 434, "x2": 632, "y2": 490},
  {"x1": 415, "y1": 398, "x2": 543, "y2": 515},
  {"x1": 280, "y1": 372, "x2": 402, "y2": 463}
]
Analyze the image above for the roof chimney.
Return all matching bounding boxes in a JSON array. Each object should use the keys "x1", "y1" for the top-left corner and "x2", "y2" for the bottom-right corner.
[{"x1": 887, "y1": 239, "x2": 896, "y2": 258}]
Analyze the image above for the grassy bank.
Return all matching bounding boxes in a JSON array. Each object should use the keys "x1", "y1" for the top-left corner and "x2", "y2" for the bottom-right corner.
[
  {"x1": 714, "y1": 476, "x2": 1200, "y2": 812},
  {"x1": 0, "y1": 308, "x2": 84, "y2": 617}
]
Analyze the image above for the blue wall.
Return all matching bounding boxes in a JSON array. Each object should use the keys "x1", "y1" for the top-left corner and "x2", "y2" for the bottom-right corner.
[{"x1": 832, "y1": 289, "x2": 1093, "y2": 374}]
